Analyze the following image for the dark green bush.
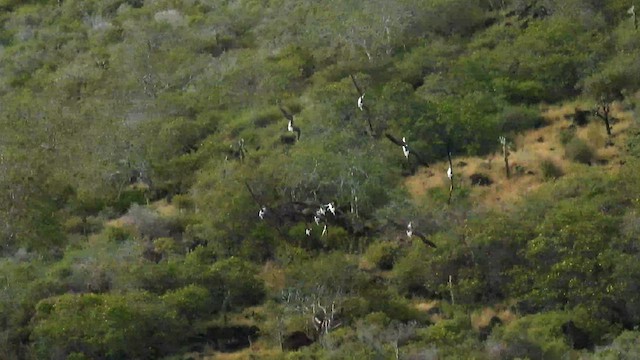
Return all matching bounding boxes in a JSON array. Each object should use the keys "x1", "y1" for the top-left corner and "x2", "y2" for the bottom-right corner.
[
  {"x1": 161, "y1": 284, "x2": 212, "y2": 321},
  {"x1": 565, "y1": 137, "x2": 595, "y2": 164},
  {"x1": 105, "y1": 225, "x2": 134, "y2": 243},
  {"x1": 364, "y1": 241, "x2": 401, "y2": 270},
  {"x1": 540, "y1": 159, "x2": 563, "y2": 180},
  {"x1": 31, "y1": 292, "x2": 187, "y2": 359},
  {"x1": 501, "y1": 105, "x2": 546, "y2": 133},
  {"x1": 110, "y1": 188, "x2": 147, "y2": 214}
]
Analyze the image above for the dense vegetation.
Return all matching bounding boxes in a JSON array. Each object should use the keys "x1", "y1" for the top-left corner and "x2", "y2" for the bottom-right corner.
[{"x1": 2, "y1": 0, "x2": 640, "y2": 358}]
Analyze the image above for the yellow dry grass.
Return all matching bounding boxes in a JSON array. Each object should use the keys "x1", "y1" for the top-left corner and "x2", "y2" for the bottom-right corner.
[
  {"x1": 470, "y1": 306, "x2": 517, "y2": 331},
  {"x1": 105, "y1": 216, "x2": 135, "y2": 229},
  {"x1": 414, "y1": 300, "x2": 439, "y2": 313},
  {"x1": 414, "y1": 300, "x2": 444, "y2": 323},
  {"x1": 405, "y1": 102, "x2": 633, "y2": 208},
  {"x1": 151, "y1": 199, "x2": 178, "y2": 217}
]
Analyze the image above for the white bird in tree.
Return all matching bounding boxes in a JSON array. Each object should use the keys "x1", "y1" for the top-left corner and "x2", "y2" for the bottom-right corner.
[
  {"x1": 280, "y1": 105, "x2": 301, "y2": 140},
  {"x1": 350, "y1": 74, "x2": 375, "y2": 135},
  {"x1": 305, "y1": 228, "x2": 312, "y2": 236},
  {"x1": 316, "y1": 206, "x2": 326, "y2": 217},
  {"x1": 322, "y1": 224, "x2": 328, "y2": 237},
  {"x1": 326, "y1": 202, "x2": 336, "y2": 216},
  {"x1": 402, "y1": 137, "x2": 410, "y2": 159},
  {"x1": 446, "y1": 149, "x2": 454, "y2": 204},
  {"x1": 405, "y1": 221, "x2": 437, "y2": 248},
  {"x1": 385, "y1": 133, "x2": 429, "y2": 167},
  {"x1": 314, "y1": 215, "x2": 321, "y2": 225},
  {"x1": 258, "y1": 206, "x2": 267, "y2": 220}
]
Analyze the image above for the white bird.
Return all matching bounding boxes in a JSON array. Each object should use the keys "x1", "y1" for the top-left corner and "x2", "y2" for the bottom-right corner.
[
  {"x1": 258, "y1": 206, "x2": 267, "y2": 220},
  {"x1": 281, "y1": 106, "x2": 301, "y2": 140},
  {"x1": 629, "y1": 5, "x2": 635, "y2": 15},
  {"x1": 401, "y1": 137, "x2": 410, "y2": 159},
  {"x1": 314, "y1": 215, "x2": 321, "y2": 225},
  {"x1": 305, "y1": 228, "x2": 312, "y2": 236},
  {"x1": 357, "y1": 93, "x2": 365, "y2": 111},
  {"x1": 447, "y1": 166, "x2": 453, "y2": 180},
  {"x1": 326, "y1": 202, "x2": 336, "y2": 216},
  {"x1": 322, "y1": 224, "x2": 327, "y2": 236},
  {"x1": 406, "y1": 221, "x2": 413, "y2": 238},
  {"x1": 316, "y1": 206, "x2": 326, "y2": 217}
]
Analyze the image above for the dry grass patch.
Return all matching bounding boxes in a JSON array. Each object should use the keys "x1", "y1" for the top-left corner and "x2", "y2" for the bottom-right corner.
[
  {"x1": 151, "y1": 199, "x2": 178, "y2": 217},
  {"x1": 471, "y1": 306, "x2": 518, "y2": 331},
  {"x1": 404, "y1": 102, "x2": 633, "y2": 209}
]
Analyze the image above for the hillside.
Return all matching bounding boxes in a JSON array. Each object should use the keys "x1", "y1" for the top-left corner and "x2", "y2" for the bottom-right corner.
[
  {"x1": 406, "y1": 103, "x2": 634, "y2": 207},
  {"x1": 1, "y1": 1, "x2": 640, "y2": 359}
]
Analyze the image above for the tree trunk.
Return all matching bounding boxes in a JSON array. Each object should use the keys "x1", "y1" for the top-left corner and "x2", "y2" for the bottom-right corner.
[{"x1": 503, "y1": 144, "x2": 510, "y2": 179}]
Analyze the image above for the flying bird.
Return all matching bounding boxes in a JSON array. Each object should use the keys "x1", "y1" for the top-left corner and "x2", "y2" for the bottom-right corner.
[
  {"x1": 385, "y1": 133, "x2": 429, "y2": 167},
  {"x1": 280, "y1": 105, "x2": 301, "y2": 140}
]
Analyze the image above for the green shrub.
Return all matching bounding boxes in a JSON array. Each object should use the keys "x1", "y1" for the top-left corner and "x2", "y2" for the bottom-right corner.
[
  {"x1": 208, "y1": 257, "x2": 266, "y2": 310},
  {"x1": 110, "y1": 188, "x2": 147, "y2": 214},
  {"x1": 62, "y1": 216, "x2": 84, "y2": 234},
  {"x1": 171, "y1": 194, "x2": 194, "y2": 210},
  {"x1": 31, "y1": 292, "x2": 186, "y2": 359},
  {"x1": 105, "y1": 225, "x2": 134, "y2": 243},
  {"x1": 565, "y1": 137, "x2": 595, "y2": 164},
  {"x1": 540, "y1": 159, "x2": 563, "y2": 180},
  {"x1": 162, "y1": 284, "x2": 212, "y2": 321},
  {"x1": 592, "y1": 331, "x2": 640, "y2": 359},
  {"x1": 364, "y1": 241, "x2": 401, "y2": 270},
  {"x1": 489, "y1": 311, "x2": 571, "y2": 359},
  {"x1": 124, "y1": 204, "x2": 173, "y2": 239},
  {"x1": 559, "y1": 126, "x2": 577, "y2": 145},
  {"x1": 501, "y1": 105, "x2": 546, "y2": 133}
]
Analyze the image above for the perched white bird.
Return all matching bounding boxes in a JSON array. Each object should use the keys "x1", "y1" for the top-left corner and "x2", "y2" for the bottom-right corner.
[
  {"x1": 447, "y1": 166, "x2": 453, "y2": 180},
  {"x1": 629, "y1": 5, "x2": 635, "y2": 15},
  {"x1": 401, "y1": 137, "x2": 410, "y2": 159},
  {"x1": 357, "y1": 93, "x2": 365, "y2": 111},
  {"x1": 258, "y1": 206, "x2": 267, "y2": 220},
  {"x1": 316, "y1": 206, "x2": 326, "y2": 217},
  {"x1": 314, "y1": 215, "x2": 321, "y2": 225},
  {"x1": 322, "y1": 224, "x2": 328, "y2": 237},
  {"x1": 326, "y1": 202, "x2": 336, "y2": 216},
  {"x1": 305, "y1": 228, "x2": 312, "y2": 236},
  {"x1": 287, "y1": 120, "x2": 294, "y2": 132},
  {"x1": 403, "y1": 221, "x2": 437, "y2": 248}
]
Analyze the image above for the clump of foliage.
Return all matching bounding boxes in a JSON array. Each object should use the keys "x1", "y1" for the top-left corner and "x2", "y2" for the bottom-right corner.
[
  {"x1": 564, "y1": 137, "x2": 595, "y2": 164},
  {"x1": 539, "y1": 158, "x2": 563, "y2": 180},
  {"x1": 2, "y1": 0, "x2": 640, "y2": 358}
]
